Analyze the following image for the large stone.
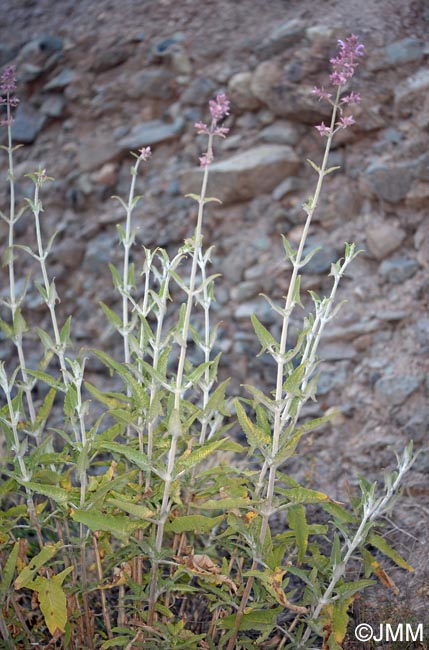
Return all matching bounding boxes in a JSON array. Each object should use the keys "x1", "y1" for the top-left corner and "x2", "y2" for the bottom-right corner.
[
  {"x1": 118, "y1": 117, "x2": 184, "y2": 150},
  {"x1": 180, "y1": 144, "x2": 300, "y2": 205},
  {"x1": 365, "y1": 222, "x2": 406, "y2": 260},
  {"x1": 366, "y1": 163, "x2": 412, "y2": 203},
  {"x1": 369, "y1": 38, "x2": 424, "y2": 71},
  {"x1": 90, "y1": 45, "x2": 129, "y2": 73},
  {"x1": 251, "y1": 61, "x2": 283, "y2": 103}
]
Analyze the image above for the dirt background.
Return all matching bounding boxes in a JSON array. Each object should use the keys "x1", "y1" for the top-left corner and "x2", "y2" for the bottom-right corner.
[{"x1": 0, "y1": 0, "x2": 428, "y2": 642}]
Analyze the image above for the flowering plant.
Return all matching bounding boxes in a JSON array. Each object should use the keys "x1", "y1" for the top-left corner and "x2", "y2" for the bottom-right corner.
[{"x1": 0, "y1": 37, "x2": 415, "y2": 650}]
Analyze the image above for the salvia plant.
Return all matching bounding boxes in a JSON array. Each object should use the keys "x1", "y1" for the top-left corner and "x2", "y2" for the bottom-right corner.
[{"x1": 0, "y1": 36, "x2": 416, "y2": 650}]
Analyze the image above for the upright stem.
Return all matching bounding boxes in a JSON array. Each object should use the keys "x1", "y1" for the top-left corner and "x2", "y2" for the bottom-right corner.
[
  {"x1": 148, "y1": 133, "x2": 213, "y2": 624},
  {"x1": 226, "y1": 87, "x2": 342, "y2": 650},
  {"x1": 5, "y1": 102, "x2": 36, "y2": 424}
]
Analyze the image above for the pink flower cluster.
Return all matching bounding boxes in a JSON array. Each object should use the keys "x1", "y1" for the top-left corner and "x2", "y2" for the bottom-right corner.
[
  {"x1": 313, "y1": 34, "x2": 364, "y2": 138},
  {"x1": 0, "y1": 65, "x2": 19, "y2": 126},
  {"x1": 195, "y1": 92, "x2": 230, "y2": 168}
]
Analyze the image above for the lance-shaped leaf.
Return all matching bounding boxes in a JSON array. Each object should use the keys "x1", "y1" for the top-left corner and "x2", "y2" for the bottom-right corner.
[
  {"x1": 282, "y1": 487, "x2": 332, "y2": 505},
  {"x1": 250, "y1": 314, "x2": 278, "y2": 356},
  {"x1": 99, "y1": 442, "x2": 152, "y2": 473},
  {"x1": 166, "y1": 514, "x2": 224, "y2": 534},
  {"x1": 176, "y1": 439, "x2": 226, "y2": 474},
  {"x1": 220, "y1": 607, "x2": 282, "y2": 632},
  {"x1": 235, "y1": 400, "x2": 270, "y2": 454},
  {"x1": 15, "y1": 542, "x2": 62, "y2": 589},
  {"x1": 0, "y1": 542, "x2": 19, "y2": 604},
  {"x1": 288, "y1": 505, "x2": 308, "y2": 565},
  {"x1": 99, "y1": 301, "x2": 122, "y2": 330},
  {"x1": 367, "y1": 533, "x2": 414, "y2": 572},
  {"x1": 283, "y1": 363, "x2": 305, "y2": 397},
  {"x1": 70, "y1": 508, "x2": 141, "y2": 540},
  {"x1": 23, "y1": 482, "x2": 72, "y2": 504}
]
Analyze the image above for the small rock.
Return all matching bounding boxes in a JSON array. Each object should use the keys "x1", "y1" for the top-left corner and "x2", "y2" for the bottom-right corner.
[
  {"x1": 406, "y1": 181, "x2": 429, "y2": 209},
  {"x1": 11, "y1": 105, "x2": 46, "y2": 144},
  {"x1": 379, "y1": 257, "x2": 419, "y2": 283},
  {"x1": 230, "y1": 280, "x2": 261, "y2": 302},
  {"x1": 258, "y1": 120, "x2": 302, "y2": 146},
  {"x1": 302, "y1": 242, "x2": 339, "y2": 274},
  {"x1": 383, "y1": 38, "x2": 424, "y2": 68},
  {"x1": 19, "y1": 34, "x2": 63, "y2": 59},
  {"x1": 127, "y1": 68, "x2": 175, "y2": 100},
  {"x1": 44, "y1": 68, "x2": 77, "y2": 91},
  {"x1": 234, "y1": 297, "x2": 275, "y2": 323},
  {"x1": 181, "y1": 144, "x2": 299, "y2": 205},
  {"x1": 271, "y1": 177, "x2": 301, "y2": 201},
  {"x1": 118, "y1": 117, "x2": 184, "y2": 150},
  {"x1": 255, "y1": 19, "x2": 306, "y2": 58},
  {"x1": 374, "y1": 374, "x2": 420, "y2": 407},
  {"x1": 251, "y1": 61, "x2": 283, "y2": 103},
  {"x1": 151, "y1": 32, "x2": 185, "y2": 60},
  {"x1": 180, "y1": 77, "x2": 217, "y2": 105},
  {"x1": 365, "y1": 222, "x2": 406, "y2": 260},
  {"x1": 228, "y1": 71, "x2": 260, "y2": 111},
  {"x1": 318, "y1": 343, "x2": 357, "y2": 361},
  {"x1": 414, "y1": 220, "x2": 429, "y2": 267},
  {"x1": 90, "y1": 162, "x2": 118, "y2": 187},
  {"x1": 90, "y1": 45, "x2": 129, "y2": 73},
  {"x1": 323, "y1": 318, "x2": 381, "y2": 343},
  {"x1": 0, "y1": 44, "x2": 16, "y2": 66},
  {"x1": 40, "y1": 94, "x2": 65, "y2": 117},
  {"x1": 366, "y1": 163, "x2": 412, "y2": 203},
  {"x1": 395, "y1": 68, "x2": 429, "y2": 117},
  {"x1": 77, "y1": 139, "x2": 122, "y2": 173}
]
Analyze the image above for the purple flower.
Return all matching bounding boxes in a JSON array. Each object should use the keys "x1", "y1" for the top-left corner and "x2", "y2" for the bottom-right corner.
[
  {"x1": 340, "y1": 91, "x2": 361, "y2": 105},
  {"x1": 312, "y1": 86, "x2": 332, "y2": 102},
  {"x1": 315, "y1": 122, "x2": 331, "y2": 137},
  {"x1": 337, "y1": 115, "x2": 355, "y2": 129},
  {"x1": 194, "y1": 121, "x2": 210, "y2": 135},
  {"x1": 0, "y1": 65, "x2": 17, "y2": 93},
  {"x1": 329, "y1": 34, "x2": 364, "y2": 87},
  {"x1": 199, "y1": 151, "x2": 213, "y2": 168},
  {"x1": 209, "y1": 92, "x2": 230, "y2": 123},
  {"x1": 138, "y1": 146, "x2": 152, "y2": 161}
]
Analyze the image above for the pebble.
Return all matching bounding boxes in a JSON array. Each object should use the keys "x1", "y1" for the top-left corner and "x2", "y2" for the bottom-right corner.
[
  {"x1": 118, "y1": 117, "x2": 184, "y2": 150},
  {"x1": 255, "y1": 19, "x2": 306, "y2": 58},
  {"x1": 11, "y1": 105, "x2": 46, "y2": 144},
  {"x1": 366, "y1": 163, "x2": 413, "y2": 203},
  {"x1": 365, "y1": 222, "x2": 406, "y2": 260},
  {"x1": 374, "y1": 374, "x2": 420, "y2": 407},
  {"x1": 127, "y1": 69, "x2": 176, "y2": 100},
  {"x1": 44, "y1": 68, "x2": 77, "y2": 91},
  {"x1": 379, "y1": 257, "x2": 419, "y2": 283}
]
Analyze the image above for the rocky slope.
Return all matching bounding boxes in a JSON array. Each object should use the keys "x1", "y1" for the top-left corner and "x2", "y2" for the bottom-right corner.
[{"x1": 0, "y1": 0, "x2": 428, "y2": 629}]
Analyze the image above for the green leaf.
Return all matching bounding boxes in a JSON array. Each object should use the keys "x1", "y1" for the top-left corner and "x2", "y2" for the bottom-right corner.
[
  {"x1": 99, "y1": 302, "x2": 122, "y2": 329},
  {"x1": 235, "y1": 401, "x2": 270, "y2": 453},
  {"x1": 84, "y1": 382, "x2": 129, "y2": 409},
  {"x1": 70, "y1": 509, "x2": 140, "y2": 540},
  {"x1": 283, "y1": 364, "x2": 305, "y2": 396},
  {"x1": 250, "y1": 314, "x2": 278, "y2": 356},
  {"x1": 322, "y1": 501, "x2": 355, "y2": 524},
  {"x1": 220, "y1": 607, "x2": 281, "y2": 631},
  {"x1": 24, "y1": 482, "x2": 71, "y2": 504},
  {"x1": 26, "y1": 369, "x2": 63, "y2": 391},
  {"x1": 166, "y1": 514, "x2": 224, "y2": 534},
  {"x1": 281, "y1": 235, "x2": 297, "y2": 263},
  {"x1": 33, "y1": 575, "x2": 67, "y2": 634},
  {"x1": 106, "y1": 498, "x2": 154, "y2": 522},
  {"x1": 282, "y1": 487, "x2": 331, "y2": 505},
  {"x1": 288, "y1": 504, "x2": 308, "y2": 564},
  {"x1": 367, "y1": 533, "x2": 414, "y2": 572},
  {"x1": 334, "y1": 579, "x2": 374, "y2": 599},
  {"x1": 98, "y1": 442, "x2": 151, "y2": 472},
  {"x1": 15, "y1": 542, "x2": 62, "y2": 589},
  {"x1": 307, "y1": 158, "x2": 321, "y2": 173},
  {"x1": 0, "y1": 542, "x2": 19, "y2": 603},
  {"x1": 29, "y1": 388, "x2": 56, "y2": 435},
  {"x1": 176, "y1": 439, "x2": 226, "y2": 474}
]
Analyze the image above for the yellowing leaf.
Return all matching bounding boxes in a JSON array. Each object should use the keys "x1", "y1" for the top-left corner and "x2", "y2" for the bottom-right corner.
[
  {"x1": 15, "y1": 543, "x2": 62, "y2": 590},
  {"x1": 33, "y1": 575, "x2": 67, "y2": 634},
  {"x1": 367, "y1": 533, "x2": 414, "y2": 572}
]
